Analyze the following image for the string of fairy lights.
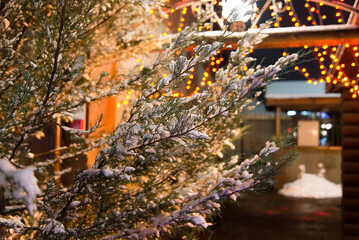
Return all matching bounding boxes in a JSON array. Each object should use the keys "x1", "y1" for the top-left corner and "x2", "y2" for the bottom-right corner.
[
  {"x1": 266, "y1": 0, "x2": 359, "y2": 98},
  {"x1": 117, "y1": 0, "x2": 359, "y2": 109}
]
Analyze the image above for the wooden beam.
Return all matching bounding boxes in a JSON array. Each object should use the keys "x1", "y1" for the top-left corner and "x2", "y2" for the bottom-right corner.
[
  {"x1": 199, "y1": 24, "x2": 359, "y2": 49},
  {"x1": 266, "y1": 97, "x2": 341, "y2": 111}
]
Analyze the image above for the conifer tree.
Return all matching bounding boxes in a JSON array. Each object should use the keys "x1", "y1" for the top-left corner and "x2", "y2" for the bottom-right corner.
[{"x1": 0, "y1": 0, "x2": 297, "y2": 238}]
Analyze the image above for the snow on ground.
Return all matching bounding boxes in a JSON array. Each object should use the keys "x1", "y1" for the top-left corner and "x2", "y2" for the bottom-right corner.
[{"x1": 278, "y1": 164, "x2": 342, "y2": 199}]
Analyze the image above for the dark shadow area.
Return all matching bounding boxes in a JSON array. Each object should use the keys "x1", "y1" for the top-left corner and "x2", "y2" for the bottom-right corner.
[{"x1": 207, "y1": 192, "x2": 342, "y2": 240}]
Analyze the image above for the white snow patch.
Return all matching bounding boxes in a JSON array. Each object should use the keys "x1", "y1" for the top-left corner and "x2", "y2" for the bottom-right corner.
[{"x1": 279, "y1": 164, "x2": 342, "y2": 199}]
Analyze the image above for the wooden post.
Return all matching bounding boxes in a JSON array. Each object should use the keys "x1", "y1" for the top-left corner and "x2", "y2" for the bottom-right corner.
[{"x1": 275, "y1": 106, "x2": 281, "y2": 137}]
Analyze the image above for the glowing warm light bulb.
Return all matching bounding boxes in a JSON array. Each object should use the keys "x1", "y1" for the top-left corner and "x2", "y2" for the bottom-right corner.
[{"x1": 117, "y1": 103, "x2": 121, "y2": 108}]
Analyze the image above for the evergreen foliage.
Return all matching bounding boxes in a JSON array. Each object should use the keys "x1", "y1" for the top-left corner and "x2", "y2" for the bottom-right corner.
[{"x1": 0, "y1": 0, "x2": 298, "y2": 239}]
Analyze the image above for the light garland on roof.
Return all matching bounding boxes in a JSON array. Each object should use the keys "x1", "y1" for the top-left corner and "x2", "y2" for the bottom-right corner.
[{"x1": 116, "y1": 0, "x2": 358, "y2": 109}]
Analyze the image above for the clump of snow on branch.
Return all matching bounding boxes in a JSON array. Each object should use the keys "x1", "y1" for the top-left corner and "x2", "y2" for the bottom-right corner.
[{"x1": 0, "y1": 159, "x2": 41, "y2": 215}]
